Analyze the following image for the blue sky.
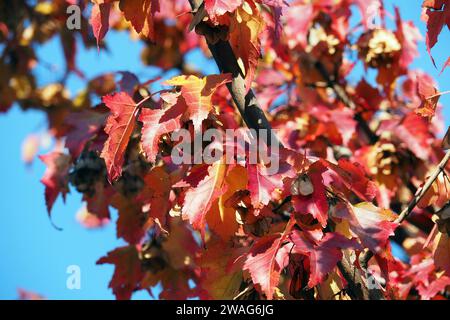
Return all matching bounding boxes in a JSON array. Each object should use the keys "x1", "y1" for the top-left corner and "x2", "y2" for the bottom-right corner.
[{"x1": 0, "y1": 1, "x2": 448, "y2": 300}]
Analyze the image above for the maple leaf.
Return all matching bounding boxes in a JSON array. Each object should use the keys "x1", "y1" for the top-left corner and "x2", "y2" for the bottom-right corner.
[
  {"x1": 433, "y1": 232, "x2": 450, "y2": 275},
  {"x1": 139, "y1": 92, "x2": 186, "y2": 163},
  {"x1": 206, "y1": 165, "x2": 248, "y2": 240},
  {"x1": 247, "y1": 162, "x2": 283, "y2": 211},
  {"x1": 417, "y1": 275, "x2": 450, "y2": 300},
  {"x1": 199, "y1": 238, "x2": 244, "y2": 299},
  {"x1": 97, "y1": 245, "x2": 144, "y2": 300},
  {"x1": 291, "y1": 230, "x2": 362, "y2": 287},
  {"x1": 418, "y1": 172, "x2": 450, "y2": 208},
  {"x1": 112, "y1": 194, "x2": 145, "y2": 245},
  {"x1": 291, "y1": 162, "x2": 329, "y2": 228},
  {"x1": 64, "y1": 109, "x2": 108, "y2": 158},
  {"x1": 180, "y1": 160, "x2": 228, "y2": 239},
  {"x1": 243, "y1": 218, "x2": 295, "y2": 299},
  {"x1": 82, "y1": 182, "x2": 114, "y2": 221},
  {"x1": 421, "y1": 0, "x2": 450, "y2": 66},
  {"x1": 395, "y1": 113, "x2": 433, "y2": 161},
  {"x1": 333, "y1": 202, "x2": 398, "y2": 253},
  {"x1": 283, "y1": 2, "x2": 314, "y2": 49},
  {"x1": 164, "y1": 74, "x2": 231, "y2": 132},
  {"x1": 204, "y1": 0, "x2": 242, "y2": 18},
  {"x1": 229, "y1": 4, "x2": 264, "y2": 91},
  {"x1": 415, "y1": 75, "x2": 440, "y2": 120},
  {"x1": 320, "y1": 158, "x2": 378, "y2": 202},
  {"x1": 90, "y1": 2, "x2": 112, "y2": 49},
  {"x1": 118, "y1": 0, "x2": 160, "y2": 40},
  {"x1": 100, "y1": 92, "x2": 139, "y2": 182},
  {"x1": 138, "y1": 166, "x2": 172, "y2": 225},
  {"x1": 39, "y1": 152, "x2": 71, "y2": 215}
]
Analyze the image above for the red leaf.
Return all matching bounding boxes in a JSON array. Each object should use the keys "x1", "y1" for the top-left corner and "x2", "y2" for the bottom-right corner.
[
  {"x1": 100, "y1": 92, "x2": 138, "y2": 182},
  {"x1": 247, "y1": 162, "x2": 283, "y2": 211},
  {"x1": 204, "y1": 0, "x2": 242, "y2": 18},
  {"x1": 138, "y1": 166, "x2": 172, "y2": 225},
  {"x1": 90, "y1": 3, "x2": 112, "y2": 49},
  {"x1": 139, "y1": 92, "x2": 186, "y2": 163},
  {"x1": 181, "y1": 160, "x2": 228, "y2": 238},
  {"x1": 114, "y1": 195, "x2": 146, "y2": 245},
  {"x1": 229, "y1": 6, "x2": 264, "y2": 91},
  {"x1": 320, "y1": 158, "x2": 378, "y2": 202},
  {"x1": 291, "y1": 162, "x2": 329, "y2": 227},
  {"x1": 64, "y1": 109, "x2": 108, "y2": 158},
  {"x1": 83, "y1": 182, "x2": 114, "y2": 221},
  {"x1": 354, "y1": 0, "x2": 382, "y2": 29},
  {"x1": 118, "y1": 0, "x2": 160, "y2": 40},
  {"x1": 395, "y1": 113, "x2": 433, "y2": 160},
  {"x1": 415, "y1": 74, "x2": 440, "y2": 119},
  {"x1": 333, "y1": 202, "x2": 398, "y2": 253},
  {"x1": 291, "y1": 230, "x2": 362, "y2": 287},
  {"x1": 243, "y1": 218, "x2": 295, "y2": 299},
  {"x1": 417, "y1": 275, "x2": 450, "y2": 300},
  {"x1": 97, "y1": 245, "x2": 144, "y2": 300},
  {"x1": 39, "y1": 152, "x2": 71, "y2": 215},
  {"x1": 421, "y1": 0, "x2": 450, "y2": 66}
]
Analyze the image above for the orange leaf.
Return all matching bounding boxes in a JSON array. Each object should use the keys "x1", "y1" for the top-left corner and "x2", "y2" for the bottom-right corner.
[
  {"x1": 165, "y1": 74, "x2": 231, "y2": 132},
  {"x1": 207, "y1": 165, "x2": 248, "y2": 240}
]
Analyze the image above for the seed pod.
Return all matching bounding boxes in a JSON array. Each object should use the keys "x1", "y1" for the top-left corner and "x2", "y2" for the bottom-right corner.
[{"x1": 291, "y1": 174, "x2": 314, "y2": 196}]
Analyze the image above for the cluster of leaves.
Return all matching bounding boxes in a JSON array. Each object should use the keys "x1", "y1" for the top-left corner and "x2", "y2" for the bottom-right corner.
[{"x1": 2, "y1": 0, "x2": 450, "y2": 300}]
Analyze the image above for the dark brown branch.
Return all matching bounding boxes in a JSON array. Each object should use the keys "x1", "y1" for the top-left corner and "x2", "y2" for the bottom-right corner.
[
  {"x1": 188, "y1": 0, "x2": 281, "y2": 147},
  {"x1": 337, "y1": 252, "x2": 385, "y2": 300},
  {"x1": 360, "y1": 149, "x2": 450, "y2": 269}
]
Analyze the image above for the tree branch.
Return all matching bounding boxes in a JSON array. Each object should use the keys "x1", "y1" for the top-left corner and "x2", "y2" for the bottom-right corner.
[
  {"x1": 337, "y1": 252, "x2": 385, "y2": 300},
  {"x1": 360, "y1": 149, "x2": 450, "y2": 269},
  {"x1": 188, "y1": 0, "x2": 281, "y2": 147}
]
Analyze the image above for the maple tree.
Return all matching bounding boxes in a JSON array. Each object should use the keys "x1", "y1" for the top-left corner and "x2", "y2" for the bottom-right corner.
[{"x1": 2, "y1": 0, "x2": 450, "y2": 300}]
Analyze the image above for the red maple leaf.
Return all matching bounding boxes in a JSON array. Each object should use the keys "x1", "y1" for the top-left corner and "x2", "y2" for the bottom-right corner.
[
  {"x1": 139, "y1": 92, "x2": 186, "y2": 163},
  {"x1": 243, "y1": 217, "x2": 295, "y2": 299},
  {"x1": 100, "y1": 92, "x2": 140, "y2": 182},
  {"x1": 421, "y1": 0, "x2": 450, "y2": 66},
  {"x1": 39, "y1": 152, "x2": 71, "y2": 215},
  {"x1": 97, "y1": 245, "x2": 144, "y2": 300},
  {"x1": 90, "y1": 2, "x2": 112, "y2": 49},
  {"x1": 291, "y1": 230, "x2": 362, "y2": 287}
]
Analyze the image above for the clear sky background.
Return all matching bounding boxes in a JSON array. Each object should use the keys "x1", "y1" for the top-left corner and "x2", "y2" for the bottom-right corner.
[{"x1": 0, "y1": 0, "x2": 448, "y2": 300}]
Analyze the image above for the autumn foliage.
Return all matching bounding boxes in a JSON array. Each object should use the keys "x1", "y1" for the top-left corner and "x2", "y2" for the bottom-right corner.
[{"x1": 2, "y1": 0, "x2": 450, "y2": 300}]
